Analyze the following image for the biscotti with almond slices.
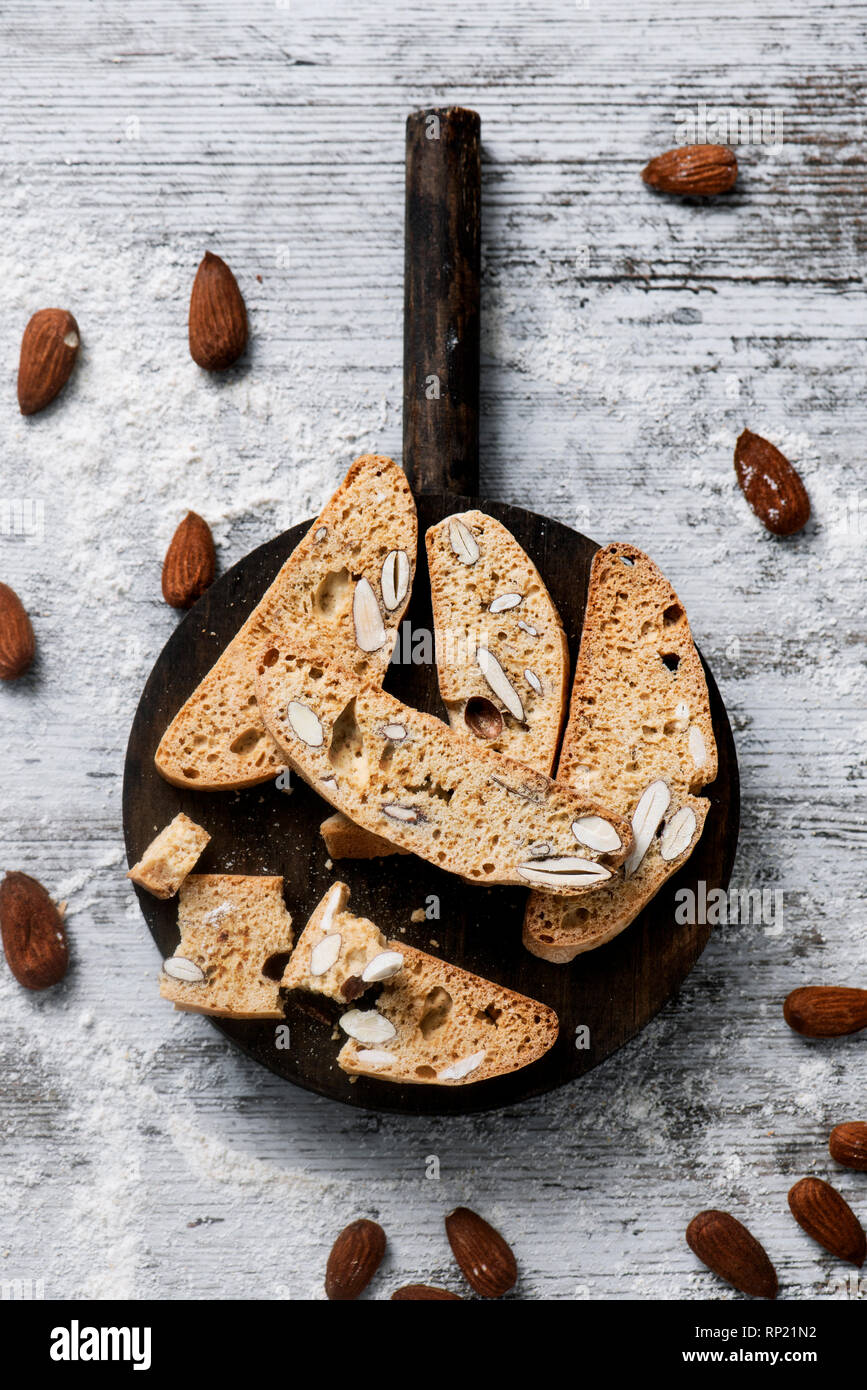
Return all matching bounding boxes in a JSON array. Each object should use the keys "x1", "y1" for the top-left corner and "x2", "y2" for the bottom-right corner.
[
  {"x1": 155, "y1": 454, "x2": 416, "y2": 790},
  {"x1": 337, "y1": 939, "x2": 558, "y2": 1086},
  {"x1": 285, "y1": 884, "x2": 558, "y2": 1085},
  {"x1": 425, "y1": 511, "x2": 569, "y2": 771},
  {"x1": 523, "y1": 543, "x2": 717, "y2": 962},
  {"x1": 281, "y1": 881, "x2": 404, "y2": 1003},
  {"x1": 159, "y1": 874, "x2": 293, "y2": 1017},
  {"x1": 254, "y1": 639, "x2": 632, "y2": 895},
  {"x1": 127, "y1": 812, "x2": 210, "y2": 898}
]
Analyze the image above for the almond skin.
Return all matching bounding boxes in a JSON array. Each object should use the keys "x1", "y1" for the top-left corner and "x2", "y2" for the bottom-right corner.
[
  {"x1": 0, "y1": 871, "x2": 68, "y2": 990},
  {"x1": 783, "y1": 986, "x2": 867, "y2": 1038},
  {"x1": 445, "y1": 1206, "x2": 517, "y2": 1298},
  {"x1": 0, "y1": 583, "x2": 35, "y2": 680},
  {"x1": 188, "y1": 251, "x2": 247, "y2": 371},
  {"x1": 829, "y1": 1123, "x2": 867, "y2": 1173},
  {"x1": 641, "y1": 144, "x2": 737, "y2": 196},
  {"x1": 788, "y1": 1178, "x2": 866, "y2": 1267},
  {"x1": 325, "y1": 1219, "x2": 386, "y2": 1300},
  {"x1": 686, "y1": 1210, "x2": 778, "y2": 1299},
  {"x1": 391, "y1": 1284, "x2": 462, "y2": 1300},
  {"x1": 734, "y1": 429, "x2": 811, "y2": 536},
  {"x1": 18, "y1": 308, "x2": 80, "y2": 415},
  {"x1": 162, "y1": 512, "x2": 216, "y2": 609}
]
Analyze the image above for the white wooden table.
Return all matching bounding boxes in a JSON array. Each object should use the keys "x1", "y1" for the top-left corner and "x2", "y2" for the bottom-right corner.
[{"x1": 1, "y1": 0, "x2": 864, "y2": 1301}]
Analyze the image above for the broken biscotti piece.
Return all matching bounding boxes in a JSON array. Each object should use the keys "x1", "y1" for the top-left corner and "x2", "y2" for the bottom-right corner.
[
  {"x1": 154, "y1": 454, "x2": 417, "y2": 790},
  {"x1": 159, "y1": 874, "x2": 294, "y2": 1018},
  {"x1": 523, "y1": 543, "x2": 718, "y2": 962},
  {"x1": 127, "y1": 812, "x2": 210, "y2": 898},
  {"x1": 254, "y1": 639, "x2": 632, "y2": 895},
  {"x1": 425, "y1": 511, "x2": 569, "y2": 772},
  {"x1": 281, "y1": 881, "x2": 405, "y2": 1003},
  {"x1": 286, "y1": 884, "x2": 558, "y2": 1085},
  {"x1": 319, "y1": 811, "x2": 410, "y2": 860}
]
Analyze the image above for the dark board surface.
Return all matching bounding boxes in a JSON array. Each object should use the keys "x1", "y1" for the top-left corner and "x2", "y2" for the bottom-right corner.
[{"x1": 123, "y1": 494, "x2": 739, "y2": 1115}]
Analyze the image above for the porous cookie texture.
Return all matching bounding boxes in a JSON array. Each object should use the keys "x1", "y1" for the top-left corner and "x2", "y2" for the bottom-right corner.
[
  {"x1": 337, "y1": 941, "x2": 559, "y2": 1086},
  {"x1": 523, "y1": 543, "x2": 717, "y2": 961},
  {"x1": 254, "y1": 639, "x2": 631, "y2": 895},
  {"x1": 425, "y1": 511, "x2": 570, "y2": 772},
  {"x1": 281, "y1": 881, "x2": 402, "y2": 1002},
  {"x1": 127, "y1": 812, "x2": 210, "y2": 899},
  {"x1": 154, "y1": 455, "x2": 416, "y2": 790},
  {"x1": 159, "y1": 874, "x2": 294, "y2": 1018}
]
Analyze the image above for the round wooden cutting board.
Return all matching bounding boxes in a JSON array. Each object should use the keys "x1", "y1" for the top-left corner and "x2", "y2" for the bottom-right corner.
[{"x1": 123, "y1": 491, "x2": 739, "y2": 1116}]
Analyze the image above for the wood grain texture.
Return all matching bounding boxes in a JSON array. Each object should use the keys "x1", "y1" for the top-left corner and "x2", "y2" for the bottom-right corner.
[{"x1": 0, "y1": 0, "x2": 865, "y2": 1302}]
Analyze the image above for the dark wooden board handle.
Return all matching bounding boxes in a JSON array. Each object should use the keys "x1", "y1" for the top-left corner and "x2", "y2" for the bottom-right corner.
[{"x1": 403, "y1": 107, "x2": 481, "y2": 496}]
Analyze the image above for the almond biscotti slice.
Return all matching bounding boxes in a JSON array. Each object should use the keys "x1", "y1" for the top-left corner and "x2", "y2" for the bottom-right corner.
[
  {"x1": 425, "y1": 511, "x2": 569, "y2": 771},
  {"x1": 281, "y1": 881, "x2": 405, "y2": 1003},
  {"x1": 523, "y1": 543, "x2": 718, "y2": 962},
  {"x1": 155, "y1": 455, "x2": 416, "y2": 790},
  {"x1": 254, "y1": 639, "x2": 631, "y2": 895},
  {"x1": 337, "y1": 941, "x2": 558, "y2": 1086},
  {"x1": 159, "y1": 874, "x2": 293, "y2": 1018},
  {"x1": 127, "y1": 812, "x2": 210, "y2": 898}
]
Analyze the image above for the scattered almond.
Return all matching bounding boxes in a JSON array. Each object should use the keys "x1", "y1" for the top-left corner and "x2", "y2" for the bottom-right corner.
[
  {"x1": 325, "y1": 1218, "x2": 386, "y2": 1300},
  {"x1": 188, "y1": 251, "x2": 248, "y2": 371},
  {"x1": 0, "y1": 583, "x2": 35, "y2": 680},
  {"x1": 17, "y1": 308, "x2": 80, "y2": 415},
  {"x1": 391, "y1": 1284, "x2": 462, "y2": 1300},
  {"x1": 734, "y1": 429, "x2": 811, "y2": 536},
  {"x1": 641, "y1": 144, "x2": 738, "y2": 196},
  {"x1": 445, "y1": 1206, "x2": 517, "y2": 1298},
  {"x1": 783, "y1": 986, "x2": 867, "y2": 1038},
  {"x1": 788, "y1": 1177, "x2": 866, "y2": 1267},
  {"x1": 0, "y1": 871, "x2": 69, "y2": 990},
  {"x1": 685, "y1": 1210, "x2": 778, "y2": 1299},
  {"x1": 162, "y1": 512, "x2": 216, "y2": 609},
  {"x1": 829, "y1": 1123, "x2": 867, "y2": 1172}
]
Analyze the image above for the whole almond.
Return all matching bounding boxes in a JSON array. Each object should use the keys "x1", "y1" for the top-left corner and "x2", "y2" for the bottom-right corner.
[
  {"x1": 829, "y1": 1123, "x2": 867, "y2": 1172},
  {"x1": 734, "y1": 429, "x2": 811, "y2": 536},
  {"x1": 641, "y1": 144, "x2": 738, "y2": 196},
  {"x1": 445, "y1": 1206, "x2": 517, "y2": 1298},
  {"x1": 783, "y1": 986, "x2": 867, "y2": 1038},
  {"x1": 391, "y1": 1284, "x2": 462, "y2": 1301},
  {"x1": 188, "y1": 251, "x2": 247, "y2": 371},
  {"x1": 788, "y1": 1178, "x2": 866, "y2": 1267},
  {"x1": 686, "y1": 1210, "x2": 778, "y2": 1299},
  {"x1": 162, "y1": 512, "x2": 216, "y2": 609},
  {"x1": 18, "y1": 308, "x2": 80, "y2": 415},
  {"x1": 0, "y1": 871, "x2": 68, "y2": 990},
  {"x1": 325, "y1": 1218, "x2": 386, "y2": 1300},
  {"x1": 0, "y1": 583, "x2": 35, "y2": 680}
]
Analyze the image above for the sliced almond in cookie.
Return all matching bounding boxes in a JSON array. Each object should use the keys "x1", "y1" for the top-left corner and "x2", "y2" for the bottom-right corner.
[
  {"x1": 660, "y1": 806, "x2": 697, "y2": 861},
  {"x1": 625, "y1": 779, "x2": 671, "y2": 876},
  {"x1": 287, "y1": 700, "x2": 324, "y2": 747},
  {"x1": 353, "y1": 577, "x2": 387, "y2": 652},
  {"x1": 572, "y1": 815, "x2": 622, "y2": 853},
  {"x1": 381, "y1": 549, "x2": 410, "y2": 611},
  {"x1": 476, "y1": 645, "x2": 524, "y2": 722},
  {"x1": 448, "y1": 517, "x2": 480, "y2": 564},
  {"x1": 362, "y1": 950, "x2": 405, "y2": 982},
  {"x1": 489, "y1": 592, "x2": 522, "y2": 613},
  {"x1": 162, "y1": 956, "x2": 205, "y2": 983},
  {"x1": 516, "y1": 856, "x2": 613, "y2": 888},
  {"x1": 310, "y1": 932, "x2": 342, "y2": 976},
  {"x1": 339, "y1": 1008, "x2": 397, "y2": 1044}
]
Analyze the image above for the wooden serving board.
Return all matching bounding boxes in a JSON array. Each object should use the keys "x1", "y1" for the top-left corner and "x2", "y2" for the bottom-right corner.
[{"x1": 123, "y1": 491, "x2": 739, "y2": 1116}]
